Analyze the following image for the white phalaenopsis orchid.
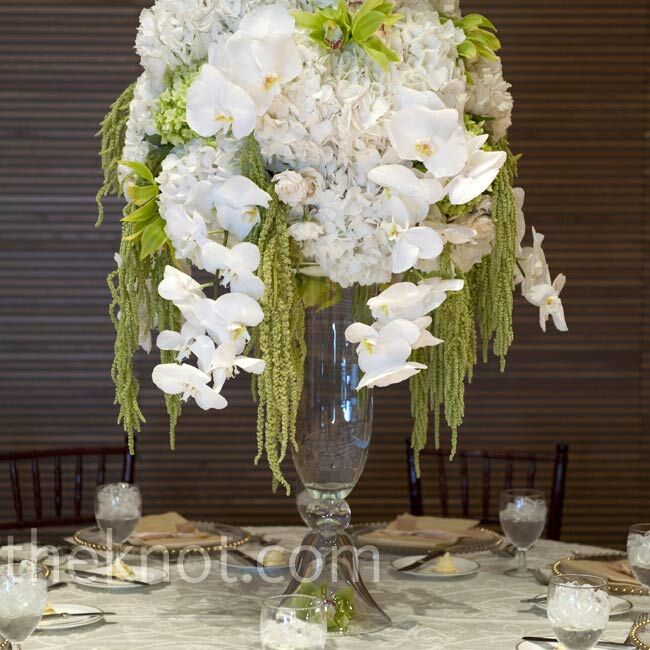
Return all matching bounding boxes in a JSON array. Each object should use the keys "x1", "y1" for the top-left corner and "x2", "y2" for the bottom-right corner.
[
  {"x1": 201, "y1": 241, "x2": 265, "y2": 300},
  {"x1": 381, "y1": 217, "x2": 444, "y2": 274},
  {"x1": 156, "y1": 320, "x2": 204, "y2": 362},
  {"x1": 188, "y1": 292, "x2": 264, "y2": 353},
  {"x1": 519, "y1": 227, "x2": 550, "y2": 293},
  {"x1": 190, "y1": 336, "x2": 265, "y2": 390},
  {"x1": 162, "y1": 205, "x2": 208, "y2": 263},
  {"x1": 434, "y1": 222, "x2": 477, "y2": 245},
  {"x1": 445, "y1": 134, "x2": 507, "y2": 205},
  {"x1": 368, "y1": 280, "x2": 463, "y2": 323},
  {"x1": 186, "y1": 64, "x2": 257, "y2": 139},
  {"x1": 213, "y1": 175, "x2": 271, "y2": 240},
  {"x1": 345, "y1": 320, "x2": 426, "y2": 389},
  {"x1": 158, "y1": 265, "x2": 206, "y2": 307},
  {"x1": 151, "y1": 363, "x2": 227, "y2": 410},
  {"x1": 524, "y1": 274, "x2": 568, "y2": 333},
  {"x1": 411, "y1": 316, "x2": 444, "y2": 349},
  {"x1": 369, "y1": 164, "x2": 445, "y2": 223},
  {"x1": 221, "y1": 6, "x2": 301, "y2": 115},
  {"x1": 388, "y1": 106, "x2": 467, "y2": 178}
]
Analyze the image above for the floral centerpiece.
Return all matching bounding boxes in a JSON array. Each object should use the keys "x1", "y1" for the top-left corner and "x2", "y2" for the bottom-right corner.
[{"x1": 97, "y1": 0, "x2": 567, "y2": 491}]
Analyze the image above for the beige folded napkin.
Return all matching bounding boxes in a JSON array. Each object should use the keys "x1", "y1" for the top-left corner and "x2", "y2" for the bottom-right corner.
[
  {"x1": 558, "y1": 558, "x2": 647, "y2": 590},
  {"x1": 129, "y1": 512, "x2": 221, "y2": 548},
  {"x1": 357, "y1": 513, "x2": 484, "y2": 550}
]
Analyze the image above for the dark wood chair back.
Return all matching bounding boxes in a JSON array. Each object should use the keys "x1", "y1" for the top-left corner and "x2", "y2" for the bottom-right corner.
[
  {"x1": 0, "y1": 446, "x2": 135, "y2": 530},
  {"x1": 406, "y1": 442, "x2": 569, "y2": 540}
]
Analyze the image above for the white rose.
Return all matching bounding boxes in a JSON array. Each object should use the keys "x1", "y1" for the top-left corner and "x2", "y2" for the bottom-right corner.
[
  {"x1": 273, "y1": 170, "x2": 309, "y2": 207},
  {"x1": 288, "y1": 221, "x2": 324, "y2": 242},
  {"x1": 298, "y1": 167, "x2": 325, "y2": 203}
]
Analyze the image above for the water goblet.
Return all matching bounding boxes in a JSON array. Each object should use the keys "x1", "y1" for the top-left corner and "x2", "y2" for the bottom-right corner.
[
  {"x1": 499, "y1": 488, "x2": 547, "y2": 578},
  {"x1": 260, "y1": 595, "x2": 327, "y2": 650},
  {"x1": 627, "y1": 523, "x2": 650, "y2": 592},
  {"x1": 95, "y1": 482, "x2": 142, "y2": 546},
  {"x1": 547, "y1": 574, "x2": 610, "y2": 649},
  {"x1": 0, "y1": 562, "x2": 47, "y2": 649}
]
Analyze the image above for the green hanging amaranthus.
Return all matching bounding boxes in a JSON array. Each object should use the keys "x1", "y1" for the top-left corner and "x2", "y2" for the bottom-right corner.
[
  {"x1": 95, "y1": 83, "x2": 135, "y2": 227},
  {"x1": 471, "y1": 141, "x2": 519, "y2": 368},
  {"x1": 409, "y1": 249, "x2": 476, "y2": 470},
  {"x1": 240, "y1": 135, "x2": 306, "y2": 493},
  {"x1": 97, "y1": 85, "x2": 182, "y2": 454},
  {"x1": 409, "y1": 141, "x2": 518, "y2": 470}
]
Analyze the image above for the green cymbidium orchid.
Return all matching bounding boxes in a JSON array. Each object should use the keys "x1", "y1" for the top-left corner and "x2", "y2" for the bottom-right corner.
[
  {"x1": 293, "y1": 0, "x2": 402, "y2": 70},
  {"x1": 443, "y1": 12, "x2": 501, "y2": 62},
  {"x1": 119, "y1": 160, "x2": 169, "y2": 260}
]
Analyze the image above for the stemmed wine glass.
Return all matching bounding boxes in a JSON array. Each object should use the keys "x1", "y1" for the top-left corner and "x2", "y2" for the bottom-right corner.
[
  {"x1": 547, "y1": 574, "x2": 610, "y2": 649},
  {"x1": 0, "y1": 562, "x2": 47, "y2": 649},
  {"x1": 627, "y1": 523, "x2": 650, "y2": 593},
  {"x1": 95, "y1": 483, "x2": 142, "y2": 546},
  {"x1": 499, "y1": 488, "x2": 547, "y2": 578}
]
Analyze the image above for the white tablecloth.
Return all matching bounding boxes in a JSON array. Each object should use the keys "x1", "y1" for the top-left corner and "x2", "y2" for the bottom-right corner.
[{"x1": 24, "y1": 526, "x2": 646, "y2": 649}]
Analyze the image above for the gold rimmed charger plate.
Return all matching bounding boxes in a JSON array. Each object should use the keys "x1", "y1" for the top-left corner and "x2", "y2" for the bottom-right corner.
[
  {"x1": 74, "y1": 521, "x2": 250, "y2": 557},
  {"x1": 552, "y1": 555, "x2": 650, "y2": 596},
  {"x1": 631, "y1": 618, "x2": 650, "y2": 650},
  {"x1": 348, "y1": 521, "x2": 502, "y2": 556}
]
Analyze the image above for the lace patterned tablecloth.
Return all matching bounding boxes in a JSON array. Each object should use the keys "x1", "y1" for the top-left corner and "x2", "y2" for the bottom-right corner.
[{"x1": 24, "y1": 526, "x2": 645, "y2": 649}]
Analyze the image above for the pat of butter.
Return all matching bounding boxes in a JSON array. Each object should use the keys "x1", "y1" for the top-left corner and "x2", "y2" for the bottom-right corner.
[
  {"x1": 110, "y1": 558, "x2": 136, "y2": 580},
  {"x1": 433, "y1": 552, "x2": 457, "y2": 574},
  {"x1": 43, "y1": 603, "x2": 56, "y2": 615},
  {"x1": 261, "y1": 549, "x2": 288, "y2": 567}
]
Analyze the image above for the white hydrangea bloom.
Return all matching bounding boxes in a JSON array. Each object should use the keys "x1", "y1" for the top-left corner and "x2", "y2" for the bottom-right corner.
[
  {"x1": 466, "y1": 58, "x2": 513, "y2": 141},
  {"x1": 136, "y1": 0, "x2": 238, "y2": 86},
  {"x1": 119, "y1": 72, "x2": 158, "y2": 187}
]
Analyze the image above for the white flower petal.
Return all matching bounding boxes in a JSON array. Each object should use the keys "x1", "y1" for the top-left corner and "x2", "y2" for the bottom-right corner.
[{"x1": 194, "y1": 385, "x2": 228, "y2": 410}]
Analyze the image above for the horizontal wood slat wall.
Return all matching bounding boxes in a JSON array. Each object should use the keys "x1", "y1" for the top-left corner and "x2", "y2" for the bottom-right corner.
[{"x1": 0, "y1": 0, "x2": 647, "y2": 547}]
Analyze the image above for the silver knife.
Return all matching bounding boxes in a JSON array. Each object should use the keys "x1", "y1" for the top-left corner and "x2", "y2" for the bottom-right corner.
[
  {"x1": 397, "y1": 549, "x2": 446, "y2": 572},
  {"x1": 43, "y1": 611, "x2": 116, "y2": 619},
  {"x1": 522, "y1": 636, "x2": 635, "y2": 649},
  {"x1": 68, "y1": 568, "x2": 151, "y2": 586}
]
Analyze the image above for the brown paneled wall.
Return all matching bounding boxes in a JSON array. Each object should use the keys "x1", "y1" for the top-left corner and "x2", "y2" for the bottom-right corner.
[{"x1": 0, "y1": 0, "x2": 647, "y2": 547}]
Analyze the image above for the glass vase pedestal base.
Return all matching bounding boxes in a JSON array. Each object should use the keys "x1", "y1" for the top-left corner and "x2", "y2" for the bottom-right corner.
[{"x1": 283, "y1": 498, "x2": 391, "y2": 636}]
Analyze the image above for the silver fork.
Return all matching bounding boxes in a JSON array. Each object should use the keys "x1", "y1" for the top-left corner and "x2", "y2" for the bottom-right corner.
[{"x1": 624, "y1": 611, "x2": 650, "y2": 645}]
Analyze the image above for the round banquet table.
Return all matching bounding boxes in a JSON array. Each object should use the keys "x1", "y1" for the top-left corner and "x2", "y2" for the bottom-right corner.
[{"x1": 23, "y1": 526, "x2": 646, "y2": 649}]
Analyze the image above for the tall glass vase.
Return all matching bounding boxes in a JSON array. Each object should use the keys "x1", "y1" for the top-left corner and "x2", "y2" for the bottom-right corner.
[{"x1": 284, "y1": 287, "x2": 391, "y2": 635}]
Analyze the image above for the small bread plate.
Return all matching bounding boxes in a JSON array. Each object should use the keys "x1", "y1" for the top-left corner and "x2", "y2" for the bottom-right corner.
[
  {"x1": 38, "y1": 604, "x2": 105, "y2": 631},
  {"x1": 391, "y1": 555, "x2": 479, "y2": 578},
  {"x1": 69, "y1": 565, "x2": 167, "y2": 591},
  {"x1": 527, "y1": 592, "x2": 633, "y2": 618},
  {"x1": 215, "y1": 547, "x2": 291, "y2": 576}
]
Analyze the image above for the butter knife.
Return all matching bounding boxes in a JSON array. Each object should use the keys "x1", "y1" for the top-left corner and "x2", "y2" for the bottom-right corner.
[
  {"x1": 522, "y1": 636, "x2": 634, "y2": 649},
  {"x1": 43, "y1": 611, "x2": 116, "y2": 619},
  {"x1": 69, "y1": 568, "x2": 151, "y2": 586},
  {"x1": 397, "y1": 549, "x2": 446, "y2": 572}
]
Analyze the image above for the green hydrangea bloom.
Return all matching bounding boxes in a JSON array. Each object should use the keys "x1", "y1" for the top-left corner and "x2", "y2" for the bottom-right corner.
[{"x1": 154, "y1": 61, "x2": 203, "y2": 146}]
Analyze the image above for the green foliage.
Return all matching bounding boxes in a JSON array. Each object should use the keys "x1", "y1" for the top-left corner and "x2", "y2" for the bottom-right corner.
[
  {"x1": 154, "y1": 62, "x2": 202, "y2": 146},
  {"x1": 437, "y1": 193, "x2": 484, "y2": 219},
  {"x1": 118, "y1": 160, "x2": 169, "y2": 259},
  {"x1": 240, "y1": 135, "x2": 306, "y2": 493},
  {"x1": 442, "y1": 13, "x2": 501, "y2": 62},
  {"x1": 297, "y1": 275, "x2": 342, "y2": 311},
  {"x1": 296, "y1": 583, "x2": 355, "y2": 633},
  {"x1": 293, "y1": 0, "x2": 402, "y2": 69},
  {"x1": 96, "y1": 82, "x2": 135, "y2": 226},
  {"x1": 470, "y1": 140, "x2": 518, "y2": 368}
]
